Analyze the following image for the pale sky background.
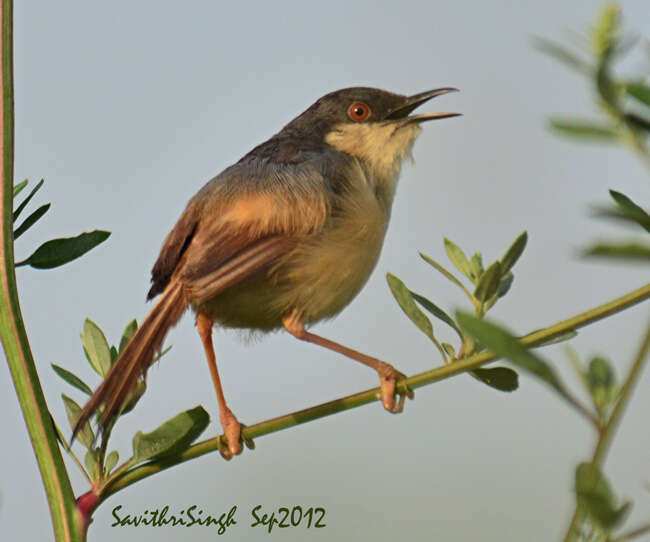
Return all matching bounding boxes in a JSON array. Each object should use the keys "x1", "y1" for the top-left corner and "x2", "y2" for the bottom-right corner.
[{"x1": 2, "y1": 1, "x2": 650, "y2": 541}]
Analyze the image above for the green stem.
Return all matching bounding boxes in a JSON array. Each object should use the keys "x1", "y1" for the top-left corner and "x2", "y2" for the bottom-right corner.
[
  {"x1": 610, "y1": 522, "x2": 650, "y2": 542},
  {"x1": 564, "y1": 320, "x2": 650, "y2": 541},
  {"x1": 593, "y1": 320, "x2": 650, "y2": 466},
  {"x1": 101, "y1": 281, "x2": 650, "y2": 503},
  {"x1": 0, "y1": 2, "x2": 82, "y2": 540}
]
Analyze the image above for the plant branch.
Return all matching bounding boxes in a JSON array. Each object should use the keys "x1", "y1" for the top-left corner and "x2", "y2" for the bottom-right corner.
[
  {"x1": 564, "y1": 319, "x2": 650, "y2": 541},
  {"x1": 593, "y1": 320, "x2": 650, "y2": 466},
  {"x1": 100, "y1": 281, "x2": 650, "y2": 503},
  {"x1": 0, "y1": 2, "x2": 82, "y2": 540},
  {"x1": 610, "y1": 522, "x2": 650, "y2": 542}
]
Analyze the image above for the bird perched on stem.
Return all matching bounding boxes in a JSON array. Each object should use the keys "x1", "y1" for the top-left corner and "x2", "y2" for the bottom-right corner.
[{"x1": 74, "y1": 86, "x2": 460, "y2": 459}]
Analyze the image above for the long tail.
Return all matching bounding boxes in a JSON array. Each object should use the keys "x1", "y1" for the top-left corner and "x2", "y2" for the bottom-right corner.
[{"x1": 73, "y1": 279, "x2": 188, "y2": 440}]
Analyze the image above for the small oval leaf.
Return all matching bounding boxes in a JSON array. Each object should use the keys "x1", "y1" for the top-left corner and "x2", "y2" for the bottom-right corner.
[
  {"x1": 410, "y1": 291, "x2": 463, "y2": 341},
  {"x1": 420, "y1": 252, "x2": 472, "y2": 295},
  {"x1": 16, "y1": 230, "x2": 110, "y2": 269},
  {"x1": 470, "y1": 367, "x2": 519, "y2": 392},
  {"x1": 104, "y1": 450, "x2": 119, "y2": 475},
  {"x1": 85, "y1": 449, "x2": 100, "y2": 482},
  {"x1": 14, "y1": 203, "x2": 50, "y2": 239},
  {"x1": 13, "y1": 178, "x2": 44, "y2": 222},
  {"x1": 13, "y1": 179, "x2": 28, "y2": 198},
  {"x1": 82, "y1": 318, "x2": 112, "y2": 377},
  {"x1": 575, "y1": 462, "x2": 631, "y2": 529},
  {"x1": 583, "y1": 242, "x2": 650, "y2": 260},
  {"x1": 608, "y1": 190, "x2": 650, "y2": 233},
  {"x1": 51, "y1": 363, "x2": 93, "y2": 395},
  {"x1": 549, "y1": 119, "x2": 618, "y2": 140},
  {"x1": 500, "y1": 231, "x2": 528, "y2": 273},
  {"x1": 474, "y1": 261, "x2": 502, "y2": 303},
  {"x1": 386, "y1": 273, "x2": 434, "y2": 341},
  {"x1": 497, "y1": 271, "x2": 514, "y2": 299},
  {"x1": 62, "y1": 393, "x2": 94, "y2": 449},
  {"x1": 469, "y1": 252, "x2": 484, "y2": 282},
  {"x1": 444, "y1": 238, "x2": 474, "y2": 282},
  {"x1": 119, "y1": 319, "x2": 138, "y2": 354},
  {"x1": 132, "y1": 406, "x2": 210, "y2": 462},
  {"x1": 532, "y1": 329, "x2": 578, "y2": 347}
]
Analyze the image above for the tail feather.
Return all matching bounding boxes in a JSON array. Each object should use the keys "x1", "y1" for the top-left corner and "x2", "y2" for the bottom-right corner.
[{"x1": 73, "y1": 280, "x2": 188, "y2": 441}]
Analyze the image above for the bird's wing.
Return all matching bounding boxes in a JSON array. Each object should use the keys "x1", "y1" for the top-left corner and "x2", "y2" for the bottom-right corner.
[{"x1": 147, "y1": 153, "x2": 345, "y2": 301}]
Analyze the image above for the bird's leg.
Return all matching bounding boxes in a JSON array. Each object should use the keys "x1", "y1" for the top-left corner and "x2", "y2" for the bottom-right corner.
[
  {"x1": 282, "y1": 311, "x2": 414, "y2": 412},
  {"x1": 196, "y1": 312, "x2": 245, "y2": 459}
]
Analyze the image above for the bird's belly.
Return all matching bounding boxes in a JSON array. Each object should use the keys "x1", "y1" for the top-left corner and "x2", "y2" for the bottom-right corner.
[{"x1": 202, "y1": 196, "x2": 389, "y2": 331}]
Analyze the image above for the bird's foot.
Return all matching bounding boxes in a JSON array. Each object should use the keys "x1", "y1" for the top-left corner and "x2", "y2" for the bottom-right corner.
[
  {"x1": 217, "y1": 408, "x2": 254, "y2": 460},
  {"x1": 375, "y1": 362, "x2": 414, "y2": 413}
]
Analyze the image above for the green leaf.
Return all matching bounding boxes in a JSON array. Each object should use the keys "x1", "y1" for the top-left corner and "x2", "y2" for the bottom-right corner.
[
  {"x1": 587, "y1": 357, "x2": 615, "y2": 390},
  {"x1": 104, "y1": 450, "x2": 119, "y2": 475},
  {"x1": 132, "y1": 406, "x2": 210, "y2": 462},
  {"x1": 50, "y1": 414, "x2": 72, "y2": 453},
  {"x1": 13, "y1": 203, "x2": 50, "y2": 239},
  {"x1": 152, "y1": 344, "x2": 172, "y2": 363},
  {"x1": 608, "y1": 190, "x2": 650, "y2": 233},
  {"x1": 13, "y1": 179, "x2": 28, "y2": 198},
  {"x1": 386, "y1": 274, "x2": 434, "y2": 341},
  {"x1": 591, "y1": 4, "x2": 620, "y2": 58},
  {"x1": 626, "y1": 81, "x2": 650, "y2": 107},
  {"x1": 575, "y1": 462, "x2": 631, "y2": 529},
  {"x1": 420, "y1": 252, "x2": 474, "y2": 298},
  {"x1": 626, "y1": 113, "x2": 650, "y2": 133},
  {"x1": 549, "y1": 119, "x2": 618, "y2": 140},
  {"x1": 587, "y1": 357, "x2": 617, "y2": 414},
  {"x1": 85, "y1": 449, "x2": 100, "y2": 482},
  {"x1": 81, "y1": 318, "x2": 112, "y2": 377},
  {"x1": 474, "y1": 261, "x2": 502, "y2": 304},
  {"x1": 442, "y1": 343, "x2": 456, "y2": 358},
  {"x1": 497, "y1": 271, "x2": 514, "y2": 299},
  {"x1": 534, "y1": 37, "x2": 590, "y2": 73},
  {"x1": 469, "y1": 252, "x2": 484, "y2": 282},
  {"x1": 444, "y1": 238, "x2": 474, "y2": 282},
  {"x1": 470, "y1": 367, "x2": 519, "y2": 392},
  {"x1": 584, "y1": 242, "x2": 650, "y2": 260},
  {"x1": 110, "y1": 345, "x2": 118, "y2": 364},
  {"x1": 531, "y1": 329, "x2": 578, "y2": 348},
  {"x1": 61, "y1": 394, "x2": 94, "y2": 449},
  {"x1": 16, "y1": 230, "x2": 110, "y2": 269},
  {"x1": 51, "y1": 363, "x2": 93, "y2": 395},
  {"x1": 500, "y1": 231, "x2": 528, "y2": 273},
  {"x1": 456, "y1": 313, "x2": 572, "y2": 402},
  {"x1": 13, "y1": 178, "x2": 44, "y2": 222},
  {"x1": 410, "y1": 291, "x2": 464, "y2": 341},
  {"x1": 119, "y1": 379, "x2": 147, "y2": 416},
  {"x1": 119, "y1": 319, "x2": 138, "y2": 354}
]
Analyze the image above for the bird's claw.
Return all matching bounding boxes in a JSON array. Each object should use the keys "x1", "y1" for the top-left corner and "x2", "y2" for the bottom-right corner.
[
  {"x1": 376, "y1": 366, "x2": 414, "y2": 413},
  {"x1": 217, "y1": 409, "x2": 254, "y2": 460}
]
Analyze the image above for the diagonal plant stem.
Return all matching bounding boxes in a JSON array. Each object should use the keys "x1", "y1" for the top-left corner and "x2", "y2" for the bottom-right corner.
[
  {"x1": 563, "y1": 319, "x2": 650, "y2": 542},
  {"x1": 100, "y1": 281, "x2": 650, "y2": 503},
  {"x1": 0, "y1": 1, "x2": 82, "y2": 540}
]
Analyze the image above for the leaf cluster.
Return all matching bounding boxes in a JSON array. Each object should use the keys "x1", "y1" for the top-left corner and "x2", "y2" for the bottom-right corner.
[
  {"x1": 387, "y1": 232, "x2": 530, "y2": 393},
  {"x1": 50, "y1": 318, "x2": 206, "y2": 494},
  {"x1": 13, "y1": 178, "x2": 109, "y2": 269}
]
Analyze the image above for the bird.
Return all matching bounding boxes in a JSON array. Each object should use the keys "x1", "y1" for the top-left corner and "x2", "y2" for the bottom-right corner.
[{"x1": 74, "y1": 86, "x2": 460, "y2": 459}]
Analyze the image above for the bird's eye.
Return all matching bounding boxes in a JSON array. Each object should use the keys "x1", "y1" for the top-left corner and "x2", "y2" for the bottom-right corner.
[{"x1": 347, "y1": 102, "x2": 371, "y2": 122}]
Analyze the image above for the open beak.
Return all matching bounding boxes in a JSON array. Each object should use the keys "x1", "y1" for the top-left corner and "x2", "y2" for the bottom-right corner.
[{"x1": 386, "y1": 87, "x2": 460, "y2": 124}]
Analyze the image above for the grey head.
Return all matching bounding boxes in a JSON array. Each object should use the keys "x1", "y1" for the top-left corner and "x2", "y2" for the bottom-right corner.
[{"x1": 241, "y1": 87, "x2": 460, "y2": 164}]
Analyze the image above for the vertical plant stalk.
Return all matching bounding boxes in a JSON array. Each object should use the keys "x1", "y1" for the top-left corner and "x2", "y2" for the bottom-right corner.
[
  {"x1": 0, "y1": 2, "x2": 82, "y2": 541},
  {"x1": 563, "y1": 320, "x2": 650, "y2": 541}
]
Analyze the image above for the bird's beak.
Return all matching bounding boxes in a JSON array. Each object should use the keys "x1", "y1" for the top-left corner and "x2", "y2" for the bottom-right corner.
[{"x1": 385, "y1": 88, "x2": 460, "y2": 124}]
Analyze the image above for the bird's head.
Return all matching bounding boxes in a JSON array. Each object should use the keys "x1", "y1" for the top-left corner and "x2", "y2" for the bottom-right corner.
[{"x1": 284, "y1": 86, "x2": 459, "y2": 181}]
